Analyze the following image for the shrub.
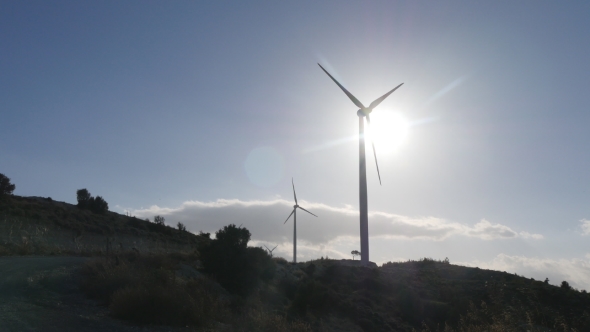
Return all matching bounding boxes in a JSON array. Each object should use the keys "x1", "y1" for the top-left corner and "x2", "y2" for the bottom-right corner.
[
  {"x1": 177, "y1": 222, "x2": 187, "y2": 232},
  {"x1": 154, "y1": 215, "x2": 165, "y2": 226},
  {"x1": 90, "y1": 196, "x2": 108, "y2": 214},
  {"x1": 76, "y1": 189, "x2": 108, "y2": 214},
  {"x1": 76, "y1": 188, "x2": 91, "y2": 208},
  {"x1": 201, "y1": 224, "x2": 275, "y2": 296},
  {"x1": 0, "y1": 173, "x2": 15, "y2": 196},
  {"x1": 273, "y1": 257, "x2": 288, "y2": 265}
]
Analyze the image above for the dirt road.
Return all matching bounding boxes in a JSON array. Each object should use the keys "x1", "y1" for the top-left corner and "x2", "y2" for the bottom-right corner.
[{"x1": 0, "y1": 256, "x2": 192, "y2": 332}]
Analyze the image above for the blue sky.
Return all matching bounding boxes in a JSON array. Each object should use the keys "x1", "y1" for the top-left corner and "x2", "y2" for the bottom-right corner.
[{"x1": 2, "y1": 1, "x2": 590, "y2": 288}]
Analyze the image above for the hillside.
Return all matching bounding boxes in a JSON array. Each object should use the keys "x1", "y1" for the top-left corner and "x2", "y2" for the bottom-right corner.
[
  {"x1": 0, "y1": 195, "x2": 203, "y2": 256},
  {"x1": 1, "y1": 195, "x2": 589, "y2": 331}
]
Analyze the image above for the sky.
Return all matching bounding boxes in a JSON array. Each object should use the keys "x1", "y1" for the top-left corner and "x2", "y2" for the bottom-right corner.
[{"x1": 2, "y1": 1, "x2": 590, "y2": 289}]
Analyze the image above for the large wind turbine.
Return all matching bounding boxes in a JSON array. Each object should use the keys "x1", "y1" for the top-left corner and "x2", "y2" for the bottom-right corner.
[
  {"x1": 284, "y1": 178, "x2": 317, "y2": 263},
  {"x1": 318, "y1": 64, "x2": 403, "y2": 266}
]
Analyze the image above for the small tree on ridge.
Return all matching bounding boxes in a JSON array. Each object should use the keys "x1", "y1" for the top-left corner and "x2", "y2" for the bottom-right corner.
[
  {"x1": 0, "y1": 173, "x2": 16, "y2": 196},
  {"x1": 76, "y1": 188, "x2": 108, "y2": 214},
  {"x1": 154, "y1": 215, "x2": 165, "y2": 226},
  {"x1": 77, "y1": 189, "x2": 92, "y2": 208}
]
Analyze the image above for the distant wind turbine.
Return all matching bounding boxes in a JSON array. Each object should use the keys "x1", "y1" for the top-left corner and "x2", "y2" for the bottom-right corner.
[
  {"x1": 318, "y1": 63, "x2": 403, "y2": 266},
  {"x1": 264, "y1": 244, "x2": 278, "y2": 257},
  {"x1": 284, "y1": 178, "x2": 317, "y2": 263}
]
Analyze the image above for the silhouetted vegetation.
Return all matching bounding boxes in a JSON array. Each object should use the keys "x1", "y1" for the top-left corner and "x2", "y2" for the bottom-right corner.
[
  {"x1": 76, "y1": 188, "x2": 109, "y2": 214},
  {"x1": 0, "y1": 173, "x2": 15, "y2": 196},
  {"x1": 154, "y1": 215, "x2": 165, "y2": 225},
  {"x1": 200, "y1": 224, "x2": 275, "y2": 296}
]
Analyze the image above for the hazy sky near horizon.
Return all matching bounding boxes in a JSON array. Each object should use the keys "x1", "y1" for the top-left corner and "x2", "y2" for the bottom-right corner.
[{"x1": 2, "y1": 2, "x2": 590, "y2": 288}]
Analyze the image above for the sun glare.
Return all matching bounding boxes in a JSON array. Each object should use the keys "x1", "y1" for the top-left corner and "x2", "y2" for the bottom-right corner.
[{"x1": 366, "y1": 112, "x2": 410, "y2": 154}]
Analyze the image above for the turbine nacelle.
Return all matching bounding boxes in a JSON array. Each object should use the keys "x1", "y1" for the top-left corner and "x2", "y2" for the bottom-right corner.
[{"x1": 357, "y1": 109, "x2": 371, "y2": 117}]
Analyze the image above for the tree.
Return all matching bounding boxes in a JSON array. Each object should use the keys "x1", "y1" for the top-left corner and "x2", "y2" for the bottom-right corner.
[
  {"x1": 90, "y1": 195, "x2": 109, "y2": 214},
  {"x1": 76, "y1": 189, "x2": 108, "y2": 214},
  {"x1": 351, "y1": 250, "x2": 360, "y2": 260},
  {"x1": 200, "y1": 224, "x2": 273, "y2": 296},
  {"x1": 177, "y1": 222, "x2": 186, "y2": 232},
  {"x1": 215, "y1": 224, "x2": 250, "y2": 248},
  {"x1": 561, "y1": 280, "x2": 572, "y2": 291},
  {"x1": 77, "y1": 189, "x2": 92, "y2": 208},
  {"x1": 154, "y1": 215, "x2": 165, "y2": 226},
  {"x1": 0, "y1": 173, "x2": 16, "y2": 196}
]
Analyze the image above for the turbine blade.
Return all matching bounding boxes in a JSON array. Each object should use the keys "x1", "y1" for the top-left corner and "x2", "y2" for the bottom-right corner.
[
  {"x1": 264, "y1": 245, "x2": 270, "y2": 251},
  {"x1": 284, "y1": 209, "x2": 295, "y2": 224},
  {"x1": 298, "y1": 206, "x2": 318, "y2": 217},
  {"x1": 272, "y1": 245, "x2": 278, "y2": 251},
  {"x1": 318, "y1": 63, "x2": 366, "y2": 109},
  {"x1": 368, "y1": 83, "x2": 404, "y2": 110},
  {"x1": 366, "y1": 115, "x2": 382, "y2": 185},
  {"x1": 292, "y1": 178, "x2": 298, "y2": 204}
]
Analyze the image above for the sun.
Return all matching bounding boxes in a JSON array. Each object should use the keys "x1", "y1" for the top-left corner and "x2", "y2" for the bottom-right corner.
[{"x1": 366, "y1": 111, "x2": 410, "y2": 154}]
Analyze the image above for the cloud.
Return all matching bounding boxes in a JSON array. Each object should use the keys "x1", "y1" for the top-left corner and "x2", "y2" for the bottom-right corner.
[
  {"x1": 518, "y1": 231, "x2": 544, "y2": 240},
  {"x1": 464, "y1": 254, "x2": 590, "y2": 291},
  {"x1": 128, "y1": 198, "x2": 542, "y2": 244},
  {"x1": 580, "y1": 219, "x2": 590, "y2": 235}
]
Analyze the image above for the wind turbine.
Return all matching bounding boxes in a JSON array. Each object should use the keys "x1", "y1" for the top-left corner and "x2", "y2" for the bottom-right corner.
[
  {"x1": 284, "y1": 178, "x2": 317, "y2": 263},
  {"x1": 264, "y1": 244, "x2": 278, "y2": 257},
  {"x1": 318, "y1": 63, "x2": 403, "y2": 266}
]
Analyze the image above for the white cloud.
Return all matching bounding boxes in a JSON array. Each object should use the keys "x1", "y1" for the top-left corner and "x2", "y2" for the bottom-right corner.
[
  {"x1": 464, "y1": 254, "x2": 590, "y2": 291},
  {"x1": 580, "y1": 219, "x2": 590, "y2": 235},
  {"x1": 129, "y1": 198, "x2": 542, "y2": 244},
  {"x1": 518, "y1": 231, "x2": 544, "y2": 240}
]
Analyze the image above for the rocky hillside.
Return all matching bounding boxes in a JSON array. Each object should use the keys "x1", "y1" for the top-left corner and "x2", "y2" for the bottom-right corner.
[{"x1": 0, "y1": 195, "x2": 203, "y2": 256}]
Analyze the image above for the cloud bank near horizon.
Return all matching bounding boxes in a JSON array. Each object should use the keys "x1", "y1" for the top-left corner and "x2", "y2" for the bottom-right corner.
[
  {"x1": 123, "y1": 199, "x2": 590, "y2": 289},
  {"x1": 127, "y1": 198, "x2": 543, "y2": 244},
  {"x1": 464, "y1": 254, "x2": 590, "y2": 291}
]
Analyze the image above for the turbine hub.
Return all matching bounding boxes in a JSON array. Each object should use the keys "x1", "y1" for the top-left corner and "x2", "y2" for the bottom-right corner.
[
  {"x1": 294, "y1": 205, "x2": 298, "y2": 208},
  {"x1": 357, "y1": 109, "x2": 370, "y2": 117}
]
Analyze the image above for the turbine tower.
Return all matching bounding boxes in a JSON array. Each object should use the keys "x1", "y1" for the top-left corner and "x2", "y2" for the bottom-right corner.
[
  {"x1": 284, "y1": 178, "x2": 317, "y2": 263},
  {"x1": 318, "y1": 63, "x2": 403, "y2": 266}
]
